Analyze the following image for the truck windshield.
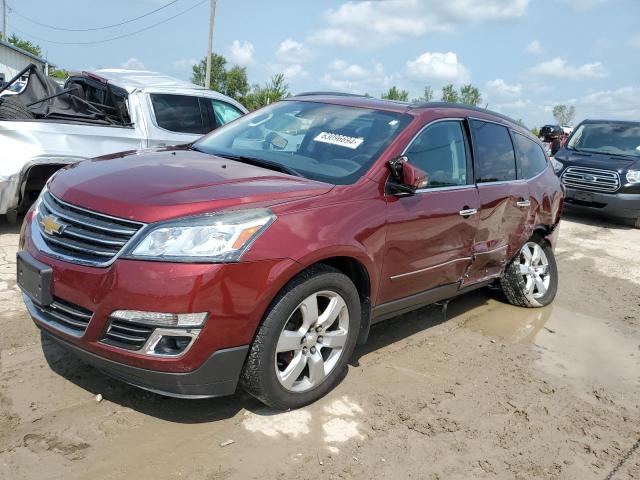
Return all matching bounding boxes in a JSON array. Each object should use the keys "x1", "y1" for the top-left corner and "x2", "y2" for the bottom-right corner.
[
  {"x1": 193, "y1": 100, "x2": 412, "y2": 185},
  {"x1": 568, "y1": 122, "x2": 640, "y2": 157}
]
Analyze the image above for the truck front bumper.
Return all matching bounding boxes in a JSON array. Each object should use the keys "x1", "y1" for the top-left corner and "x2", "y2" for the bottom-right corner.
[{"x1": 563, "y1": 187, "x2": 640, "y2": 220}]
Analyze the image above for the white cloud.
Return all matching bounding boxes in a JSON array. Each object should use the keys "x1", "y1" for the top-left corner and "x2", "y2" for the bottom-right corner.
[
  {"x1": 321, "y1": 61, "x2": 395, "y2": 94},
  {"x1": 276, "y1": 39, "x2": 312, "y2": 64},
  {"x1": 563, "y1": 0, "x2": 614, "y2": 10},
  {"x1": 228, "y1": 40, "x2": 254, "y2": 66},
  {"x1": 282, "y1": 64, "x2": 309, "y2": 79},
  {"x1": 121, "y1": 57, "x2": 145, "y2": 69},
  {"x1": 525, "y1": 40, "x2": 543, "y2": 55},
  {"x1": 627, "y1": 34, "x2": 640, "y2": 49},
  {"x1": 172, "y1": 58, "x2": 198, "y2": 70},
  {"x1": 528, "y1": 57, "x2": 607, "y2": 80},
  {"x1": 578, "y1": 85, "x2": 640, "y2": 120},
  {"x1": 310, "y1": 0, "x2": 529, "y2": 47},
  {"x1": 486, "y1": 78, "x2": 522, "y2": 98},
  {"x1": 406, "y1": 52, "x2": 470, "y2": 84}
]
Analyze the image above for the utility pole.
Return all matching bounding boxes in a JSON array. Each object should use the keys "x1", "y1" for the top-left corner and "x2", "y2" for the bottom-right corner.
[
  {"x1": 204, "y1": 0, "x2": 217, "y2": 89},
  {"x1": 2, "y1": 0, "x2": 7, "y2": 42}
]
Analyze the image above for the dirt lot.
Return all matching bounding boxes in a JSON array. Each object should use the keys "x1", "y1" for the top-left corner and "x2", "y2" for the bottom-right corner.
[{"x1": 1, "y1": 213, "x2": 638, "y2": 480}]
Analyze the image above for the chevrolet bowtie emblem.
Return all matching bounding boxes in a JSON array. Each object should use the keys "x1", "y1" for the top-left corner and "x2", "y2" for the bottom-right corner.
[{"x1": 41, "y1": 215, "x2": 66, "y2": 235}]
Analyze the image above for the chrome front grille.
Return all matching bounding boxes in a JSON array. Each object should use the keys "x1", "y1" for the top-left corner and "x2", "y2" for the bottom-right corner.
[
  {"x1": 101, "y1": 318, "x2": 154, "y2": 350},
  {"x1": 36, "y1": 191, "x2": 144, "y2": 265},
  {"x1": 561, "y1": 166, "x2": 620, "y2": 193},
  {"x1": 31, "y1": 296, "x2": 93, "y2": 337}
]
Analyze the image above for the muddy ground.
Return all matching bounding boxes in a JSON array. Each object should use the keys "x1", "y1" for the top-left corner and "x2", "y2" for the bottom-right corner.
[{"x1": 0, "y1": 212, "x2": 638, "y2": 479}]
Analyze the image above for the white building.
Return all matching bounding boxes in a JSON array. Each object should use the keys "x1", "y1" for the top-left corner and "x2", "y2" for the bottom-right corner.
[{"x1": 0, "y1": 38, "x2": 52, "y2": 84}]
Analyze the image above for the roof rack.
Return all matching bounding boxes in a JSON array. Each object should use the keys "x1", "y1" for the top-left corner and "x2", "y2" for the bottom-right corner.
[
  {"x1": 293, "y1": 91, "x2": 367, "y2": 98},
  {"x1": 410, "y1": 102, "x2": 521, "y2": 126}
]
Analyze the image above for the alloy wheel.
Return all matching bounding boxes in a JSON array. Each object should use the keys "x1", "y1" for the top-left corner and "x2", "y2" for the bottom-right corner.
[
  {"x1": 274, "y1": 290, "x2": 349, "y2": 392},
  {"x1": 518, "y1": 242, "x2": 551, "y2": 299}
]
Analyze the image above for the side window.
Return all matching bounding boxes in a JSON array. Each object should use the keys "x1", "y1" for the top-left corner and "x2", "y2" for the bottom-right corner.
[
  {"x1": 150, "y1": 94, "x2": 204, "y2": 134},
  {"x1": 470, "y1": 120, "x2": 517, "y2": 183},
  {"x1": 211, "y1": 100, "x2": 243, "y2": 127},
  {"x1": 513, "y1": 133, "x2": 548, "y2": 179},
  {"x1": 405, "y1": 121, "x2": 469, "y2": 188}
]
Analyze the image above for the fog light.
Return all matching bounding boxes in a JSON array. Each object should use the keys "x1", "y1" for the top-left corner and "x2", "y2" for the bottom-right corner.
[
  {"x1": 142, "y1": 328, "x2": 201, "y2": 357},
  {"x1": 111, "y1": 310, "x2": 208, "y2": 328}
]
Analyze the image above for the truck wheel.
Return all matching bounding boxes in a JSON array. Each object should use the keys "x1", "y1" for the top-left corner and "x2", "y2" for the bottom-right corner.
[
  {"x1": 241, "y1": 265, "x2": 360, "y2": 410},
  {"x1": 0, "y1": 97, "x2": 35, "y2": 120},
  {"x1": 500, "y1": 236, "x2": 558, "y2": 308}
]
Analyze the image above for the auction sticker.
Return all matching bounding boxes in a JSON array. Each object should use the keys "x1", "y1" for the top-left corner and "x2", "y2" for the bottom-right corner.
[{"x1": 314, "y1": 132, "x2": 364, "y2": 149}]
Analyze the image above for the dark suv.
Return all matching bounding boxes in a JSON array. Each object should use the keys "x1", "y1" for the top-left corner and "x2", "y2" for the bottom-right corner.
[
  {"x1": 17, "y1": 95, "x2": 563, "y2": 409},
  {"x1": 553, "y1": 120, "x2": 640, "y2": 228}
]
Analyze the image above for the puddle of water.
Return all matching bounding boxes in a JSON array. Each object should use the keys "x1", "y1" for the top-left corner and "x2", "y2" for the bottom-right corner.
[{"x1": 462, "y1": 297, "x2": 640, "y2": 390}]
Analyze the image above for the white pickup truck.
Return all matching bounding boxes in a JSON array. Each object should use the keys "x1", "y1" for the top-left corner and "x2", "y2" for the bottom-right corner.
[{"x1": 0, "y1": 65, "x2": 247, "y2": 221}]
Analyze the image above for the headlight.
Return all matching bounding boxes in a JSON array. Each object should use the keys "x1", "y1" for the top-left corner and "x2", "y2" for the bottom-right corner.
[
  {"x1": 626, "y1": 170, "x2": 640, "y2": 184},
  {"x1": 127, "y1": 209, "x2": 276, "y2": 262},
  {"x1": 550, "y1": 158, "x2": 564, "y2": 173}
]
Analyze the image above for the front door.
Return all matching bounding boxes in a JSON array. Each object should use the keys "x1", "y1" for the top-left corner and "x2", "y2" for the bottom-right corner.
[
  {"x1": 464, "y1": 119, "x2": 530, "y2": 285},
  {"x1": 379, "y1": 119, "x2": 479, "y2": 305}
]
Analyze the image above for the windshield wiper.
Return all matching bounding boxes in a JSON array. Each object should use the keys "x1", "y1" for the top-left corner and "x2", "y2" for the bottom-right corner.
[{"x1": 212, "y1": 152, "x2": 301, "y2": 177}]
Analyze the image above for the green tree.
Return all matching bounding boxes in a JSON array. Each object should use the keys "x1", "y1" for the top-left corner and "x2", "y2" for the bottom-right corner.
[
  {"x1": 459, "y1": 84, "x2": 482, "y2": 106},
  {"x1": 381, "y1": 86, "x2": 409, "y2": 101},
  {"x1": 552, "y1": 104, "x2": 576, "y2": 126},
  {"x1": 224, "y1": 65, "x2": 250, "y2": 101},
  {"x1": 412, "y1": 86, "x2": 434, "y2": 103},
  {"x1": 7, "y1": 34, "x2": 42, "y2": 57},
  {"x1": 531, "y1": 127, "x2": 540, "y2": 136},
  {"x1": 191, "y1": 54, "x2": 251, "y2": 104},
  {"x1": 440, "y1": 84, "x2": 460, "y2": 103},
  {"x1": 244, "y1": 74, "x2": 290, "y2": 111},
  {"x1": 49, "y1": 68, "x2": 69, "y2": 80}
]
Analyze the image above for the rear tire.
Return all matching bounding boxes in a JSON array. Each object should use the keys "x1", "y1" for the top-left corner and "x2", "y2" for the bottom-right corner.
[
  {"x1": 500, "y1": 236, "x2": 558, "y2": 308},
  {"x1": 241, "y1": 265, "x2": 360, "y2": 410},
  {"x1": 0, "y1": 97, "x2": 34, "y2": 120}
]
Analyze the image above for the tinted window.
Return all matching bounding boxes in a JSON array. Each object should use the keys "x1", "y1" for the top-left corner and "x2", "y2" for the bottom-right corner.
[
  {"x1": 513, "y1": 133, "x2": 548, "y2": 178},
  {"x1": 193, "y1": 101, "x2": 411, "y2": 185},
  {"x1": 471, "y1": 120, "x2": 516, "y2": 183},
  {"x1": 568, "y1": 122, "x2": 640, "y2": 157},
  {"x1": 211, "y1": 100, "x2": 243, "y2": 127},
  {"x1": 405, "y1": 121, "x2": 469, "y2": 188},
  {"x1": 150, "y1": 94, "x2": 204, "y2": 134}
]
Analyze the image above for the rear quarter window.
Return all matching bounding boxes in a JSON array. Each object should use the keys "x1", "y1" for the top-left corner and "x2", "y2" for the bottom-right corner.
[
  {"x1": 513, "y1": 133, "x2": 548, "y2": 179},
  {"x1": 150, "y1": 94, "x2": 204, "y2": 134},
  {"x1": 470, "y1": 120, "x2": 517, "y2": 183}
]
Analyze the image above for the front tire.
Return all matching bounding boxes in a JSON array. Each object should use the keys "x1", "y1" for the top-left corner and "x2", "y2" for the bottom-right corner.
[
  {"x1": 241, "y1": 265, "x2": 361, "y2": 409},
  {"x1": 500, "y1": 236, "x2": 558, "y2": 307}
]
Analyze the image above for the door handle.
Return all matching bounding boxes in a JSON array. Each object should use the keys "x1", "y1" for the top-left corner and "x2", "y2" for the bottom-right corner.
[
  {"x1": 459, "y1": 208, "x2": 478, "y2": 217},
  {"x1": 516, "y1": 199, "x2": 531, "y2": 208}
]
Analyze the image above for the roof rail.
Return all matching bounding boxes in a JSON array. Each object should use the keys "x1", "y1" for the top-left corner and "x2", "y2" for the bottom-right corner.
[
  {"x1": 293, "y1": 91, "x2": 367, "y2": 98},
  {"x1": 410, "y1": 101, "x2": 521, "y2": 126}
]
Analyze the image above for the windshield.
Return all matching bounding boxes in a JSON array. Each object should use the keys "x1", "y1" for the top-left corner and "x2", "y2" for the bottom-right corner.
[
  {"x1": 568, "y1": 122, "x2": 640, "y2": 157},
  {"x1": 193, "y1": 100, "x2": 412, "y2": 185}
]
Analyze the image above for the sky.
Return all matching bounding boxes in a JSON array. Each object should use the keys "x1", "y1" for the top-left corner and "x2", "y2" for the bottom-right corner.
[{"x1": 5, "y1": 0, "x2": 640, "y2": 128}]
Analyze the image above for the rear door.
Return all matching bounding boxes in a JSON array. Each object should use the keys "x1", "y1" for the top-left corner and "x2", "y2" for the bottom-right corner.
[
  {"x1": 464, "y1": 119, "x2": 530, "y2": 285},
  {"x1": 379, "y1": 119, "x2": 480, "y2": 304}
]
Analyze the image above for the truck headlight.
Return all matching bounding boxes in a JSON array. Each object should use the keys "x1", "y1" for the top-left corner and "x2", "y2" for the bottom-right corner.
[
  {"x1": 550, "y1": 158, "x2": 564, "y2": 174},
  {"x1": 626, "y1": 170, "x2": 640, "y2": 184},
  {"x1": 126, "y1": 209, "x2": 276, "y2": 262}
]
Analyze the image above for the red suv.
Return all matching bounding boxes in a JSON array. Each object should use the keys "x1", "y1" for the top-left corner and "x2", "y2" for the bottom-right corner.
[{"x1": 17, "y1": 95, "x2": 563, "y2": 409}]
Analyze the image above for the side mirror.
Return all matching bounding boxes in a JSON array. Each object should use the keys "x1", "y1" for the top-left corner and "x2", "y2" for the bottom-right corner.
[{"x1": 387, "y1": 156, "x2": 428, "y2": 194}]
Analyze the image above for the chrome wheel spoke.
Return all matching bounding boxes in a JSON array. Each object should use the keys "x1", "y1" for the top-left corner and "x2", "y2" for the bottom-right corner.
[
  {"x1": 279, "y1": 352, "x2": 307, "y2": 389},
  {"x1": 317, "y1": 295, "x2": 346, "y2": 330},
  {"x1": 534, "y1": 274, "x2": 546, "y2": 295},
  {"x1": 521, "y1": 246, "x2": 533, "y2": 265},
  {"x1": 519, "y1": 264, "x2": 530, "y2": 275},
  {"x1": 320, "y1": 330, "x2": 348, "y2": 349},
  {"x1": 531, "y1": 244, "x2": 542, "y2": 264},
  {"x1": 276, "y1": 330, "x2": 304, "y2": 353},
  {"x1": 525, "y1": 275, "x2": 535, "y2": 295},
  {"x1": 307, "y1": 352, "x2": 326, "y2": 385},
  {"x1": 299, "y1": 294, "x2": 319, "y2": 330}
]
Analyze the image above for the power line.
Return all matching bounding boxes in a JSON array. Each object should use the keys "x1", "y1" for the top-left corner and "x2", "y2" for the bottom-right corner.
[
  {"x1": 12, "y1": 0, "x2": 207, "y2": 46},
  {"x1": 7, "y1": 0, "x2": 179, "y2": 32}
]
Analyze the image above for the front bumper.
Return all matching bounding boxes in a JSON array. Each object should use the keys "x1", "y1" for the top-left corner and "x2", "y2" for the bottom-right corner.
[
  {"x1": 39, "y1": 328, "x2": 249, "y2": 398},
  {"x1": 563, "y1": 187, "x2": 640, "y2": 220}
]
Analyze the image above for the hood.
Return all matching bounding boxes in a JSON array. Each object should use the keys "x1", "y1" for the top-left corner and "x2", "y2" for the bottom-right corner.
[
  {"x1": 48, "y1": 148, "x2": 334, "y2": 223},
  {"x1": 555, "y1": 149, "x2": 639, "y2": 173}
]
